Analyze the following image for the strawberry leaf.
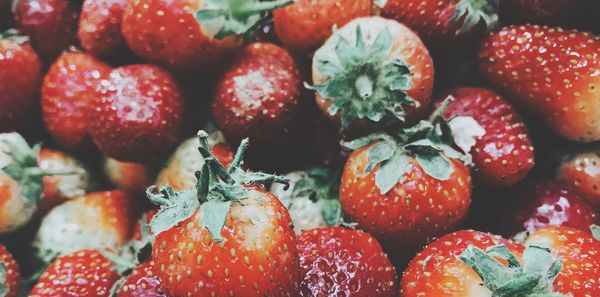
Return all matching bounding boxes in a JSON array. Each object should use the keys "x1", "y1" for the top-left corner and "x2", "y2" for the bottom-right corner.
[
  {"x1": 291, "y1": 167, "x2": 343, "y2": 226},
  {"x1": 365, "y1": 141, "x2": 395, "y2": 174},
  {"x1": 321, "y1": 198, "x2": 342, "y2": 227},
  {"x1": 148, "y1": 187, "x2": 200, "y2": 236},
  {"x1": 452, "y1": 0, "x2": 499, "y2": 34},
  {"x1": 0, "y1": 263, "x2": 6, "y2": 297},
  {"x1": 592, "y1": 224, "x2": 600, "y2": 241},
  {"x1": 415, "y1": 149, "x2": 452, "y2": 181},
  {"x1": 200, "y1": 200, "x2": 232, "y2": 243},
  {"x1": 375, "y1": 152, "x2": 409, "y2": 194}
]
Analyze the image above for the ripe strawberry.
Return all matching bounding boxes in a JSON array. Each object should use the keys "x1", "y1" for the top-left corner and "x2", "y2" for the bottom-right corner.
[
  {"x1": 115, "y1": 261, "x2": 166, "y2": 297},
  {"x1": 13, "y1": 0, "x2": 79, "y2": 63},
  {"x1": 524, "y1": 226, "x2": 600, "y2": 296},
  {"x1": 297, "y1": 227, "x2": 397, "y2": 296},
  {"x1": 0, "y1": 31, "x2": 42, "y2": 134},
  {"x1": 270, "y1": 168, "x2": 342, "y2": 234},
  {"x1": 33, "y1": 191, "x2": 136, "y2": 263},
  {"x1": 42, "y1": 51, "x2": 112, "y2": 151},
  {"x1": 339, "y1": 101, "x2": 479, "y2": 255},
  {"x1": 497, "y1": 180, "x2": 599, "y2": 237},
  {"x1": 500, "y1": 0, "x2": 585, "y2": 27},
  {"x1": 78, "y1": 0, "x2": 131, "y2": 59},
  {"x1": 149, "y1": 131, "x2": 299, "y2": 297},
  {"x1": 121, "y1": 0, "x2": 292, "y2": 70},
  {"x1": 310, "y1": 16, "x2": 434, "y2": 136},
  {"x1": 435, "y1": 87, "x2": 535, "y2": 187},
  {"x1": 104, "y1": 157, "x2": 153, "y2": 193},
  {"x1": 556, "y1": 150, "x2": 600, "y2": 205},
  {"x1": 381, "y1": 0, "x2": 499, "y2": 47},
  {"x1": 212, "y1": 42, "x2": 304, "y2": 150},
  {"x1": 273, "y1": 0, "x2": 373, "y2": 53},
  {"x1": 0, "y1": 243, "x2": 20, "y2": 297},
  {"x1": 155, "y1": 132, "x2": 234, "y2": 191},
  {"x1": 29, "y1": 249, "x2": 120, "y2": 297},
  {"x1": 90, "y1": 64, "x2": 185, "y2": 162},
  {"x1": 479, "y1": 25, "x2": 600, "y2": 142}
]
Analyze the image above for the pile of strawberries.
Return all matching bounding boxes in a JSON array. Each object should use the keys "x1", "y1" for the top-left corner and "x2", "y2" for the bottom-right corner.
[{"x1": 1, "y1": 0, "x2": 600, "y2": 296}]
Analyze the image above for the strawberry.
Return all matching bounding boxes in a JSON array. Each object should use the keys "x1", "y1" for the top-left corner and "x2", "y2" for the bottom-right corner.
[
  {"x1": 381, "y1": 0, "x2": 499, "y2": 47},
  {"x1": 116, "y1": 261, "x2": 167, "y2": 297},
  {"x1": 212, "y1": 42, "x2": 304, "y2": 150},
  {"x1": 500, "y1": 0, "x2": 586, "y2": 27},
  {"x1": 42, "y1": 51, "x2": 112, "y2": 151},
  {"x1": 479, "y1": 25, "x2": 600, "y2": 142},
  {"x1": 556, "y1": 149, "x2": 600, "y2": 205},
  {"x1": 29, "y1": 249, "x2": 120, "y2": 297},
  {"x1": 104, "y1": 157, "x2": 153, "y2": 193},
  {"x1": 270, "y1": 167, "x2": 342, "y2": 234},
  {"x1": 0, "y1": 243, "x2": 20, "y2": 297},
  {"x1": 90, "y1": 64, "x2": 186, "y2": 162},
  {"x1": 78, "y1": 0, "x2": 131, "y2": 59},
  {"x1": 132, "y1": 209, "x2": 157, "y2": 242},
  {"x1": 497, "y1": 180, "x2": 599, "y2": 237},
  {"x1": 435, "y1": 87, "x2": 535, "y2": 187},
  {"x1": 33, "y1": 191, "x2": 136, "y2": 263},
  {"x1": 523, "y1": 226, "x2": 600, "y2": 296},
  {"x1": 297, "y1": 227, "x2": 397, "y2": 296},
  {"x1": 0, "y1": 31, "x2": 42, "y2": 134},
  {"x1": 273, "y1": 0, "x2": 373, "y2": 53},
  {"x1": 310, "y1": 16, "x2": 434, "y2": 136},
  {"x1": 121, "y1": 0, "x2": 293, "y2": 70},
  {"x1": 149, "y1": 131, "x2": 299, "y2": 297},
  {"x1": 155, "y1": 131, "x2": 234, "y2": 191},
  {"x1": 13, "y1": 0, "x2": 79, "y2": 64},
  {"x1": 339, "y1": 101, "x2": 479, "y2": 255}
]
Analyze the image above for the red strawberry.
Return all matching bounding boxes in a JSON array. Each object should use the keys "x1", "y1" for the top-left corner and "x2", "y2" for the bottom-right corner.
[
  {"x1": 78, "y1": 0, "x2": 130, "y2": 59},
  {"x1": 212, "y1": 42, "x2": 304, "y2": 150},
  {"x1": 0, "y1": 243, "x2": 20, "y2": 297},
  {"x1": 435, "y1": 87, "x2": 535, "y2": 187},
  {"x1": 0, "y1": 31, "x2": 42, "y2": 134},
  {"x1": 297, "y1": 227, "x2": 397, "y2": 296},
  {"x1": 381, "y1": 0, "x2": 499, "y2": 47},
  {"x1": 273, "y1": 0, "x2": 373, "y2": 53},
  {"x1": 479, "y1": 25, "x2": 600, "y2": 142},
  {"x1": 104, "y1": 157, "x2": 153, "y2": 193},
  {"x1": 311, "y1": 16, "x2": 434, "y2": 136},
  {"x1": 34, "y1": 191, "x2": 136, "y2": 263},
  {"x1": 90, "y1": 64, "x2": 185, "y2": 162},
  {"x1": 121, "y1": 0, "x2": 292, "y2": 70},
  {"x1": 339, "y1": 102, "x2": 477, "y2": 257},
  {"x1": 524, "y1": 226, "x2": 600, "y2": 296},
  {"x1": 13, "y1": 0, "x2": 79, "y2": 63},
  {"x1": 29, "y1": 249, "x2": 120, "y2": 297},
  {"x1": 500, "y1": 0, "x2": 586, "y2": 27},
  {"x1": 117, "y1": 261, "x2": 167, "y2": 297},
  {"x1": 155, "y1": 132, "x2": 234, "y2": 191},
  {"x1": 42, "y1": 51, "x2": 112, "y2": 151},
  {"x1": 557, "y1": 150, "x2": 600, "y2": 205},
  {"x1": 149, "y1": 131, "x2": 299, "y2": 297},
  {"x1": 498, "y1": 180, "x2": 599, "y2": 236}
]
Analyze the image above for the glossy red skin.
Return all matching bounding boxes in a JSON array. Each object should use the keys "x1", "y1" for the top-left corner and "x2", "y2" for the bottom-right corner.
[
  {"x1": 436, "y1": 87, "x2": 535, "y2": 187},
  {"x1": 297, "y1": 227, "x2": 397, "y2": 297},
  {"x1": 401, "y1": 230, "x2": 524, "y2": 296},
  {"x1": 557, "y1": 151, "x2": 600, "y2": 205},
  {"x1": 78, "y1": 0, "x2": 130, "y2": 58},
  {"x1": 498, "y1": 180, "x2": 599, "y2": 236},
  {"x1": 273, "y1": 0, "x2": 373, "y2": 53},
  {"x1": 90, "y1": 64, "x2": 185, "y2": 162},
  {"x1": 29, "y1": 249, "x2": 120, "y2": 297},
  {"x1": 42, "y1": 52, "x2": 112, "y2": 150},
  {"x1": 525, "y1": 226, "x2": 600, "y2": 296},
  {"x1": 479, "y1": 25, "x2": 600, "y2": 142},
  {"x1": 14, "y1": 0, "x2": 79, "y2": 64},
  {"x1": 121, "y1": 0, "x2": 240, "y2": 70},
  {"x1": 340, "y1": 144, "x2": 472, "y2": 256},
  {"x1": 0, "y1": 244, "x2": 20, "y2": 297},
  {"x1": 500, "y1": 0, "x2": 585, "y2": 27},
  {"x1": 212, "y1": 43, "x2": 304, "y2": 150},
  {"x1": 0, "y1": 39, "x2": 42, "y2": 134},
  {"x1": 117, "y1": 261, "x2": 167, "y2": 297}
]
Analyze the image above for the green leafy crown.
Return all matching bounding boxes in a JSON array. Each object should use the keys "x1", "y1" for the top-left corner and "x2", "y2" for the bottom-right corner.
[
  {"x1": 0, "y1": 29, "x2": 29, "y2": 44},
  {"x1": 343, "y1": 98, "x2": 485, "y2": 194},
  {"x1": 451, "y1": 0, "x2": 499, "y2": 34},
  {"x1": 147, "y1": 131, "x2": 289, "y2": 243},
  {"x1": 459, "y1": 244, "x2": 568, "y2": 297},
  {"x1": 308, "y1": 25, "x2": 416, "y2": 128},
  {"x1": 291, "y1": 167, "x2": 343, "y2": 227}
]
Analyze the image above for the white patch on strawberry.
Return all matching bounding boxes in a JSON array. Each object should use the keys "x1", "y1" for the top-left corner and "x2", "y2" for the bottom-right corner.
[
  {"x1": 448, "y1": 116, "x2": 486, "y2": 153},
  {"x1": 0, "y1": 174, "x2": 36, "y2": 233},
  {"x1": 40, "y1": 151, "x2": 90, "y2": 199}
]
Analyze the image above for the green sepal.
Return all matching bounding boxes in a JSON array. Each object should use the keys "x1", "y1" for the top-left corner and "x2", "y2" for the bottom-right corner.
[
  {"x1": 195, "y1": 0, "x2": 293, "y2": 40},
  {"x1": 375, "y1": 151, "x2": 409, "y2": 195},
  {"x1": 0, "y1": 263, "x2": 6, "y2": 297},
  {"x1": 292, "y1": 167, "x2": 343, "y2": 226},
  {"x1": 591, "y1": 224, "x2": 600, "y2": 241},
  {"x1": 147, "y1": 186, "x2": 200, "y2": 237},
  {"x1": 0, "y1": 29, "x2": 28, "y2": 44},
  {"x1": 200, "y1": 200, "x2": 232, "y2": 243},
  {"x1": 98, "y1": 249, "x2": 136, "y2": 276},
  {"x1": 108, "y1": 276, "x2": 127, "y2": 297},
  {"x1": 451, "y1": 0, "x2": 499, "y2": 34}
]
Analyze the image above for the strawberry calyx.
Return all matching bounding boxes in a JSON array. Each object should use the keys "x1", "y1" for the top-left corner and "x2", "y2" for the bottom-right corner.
[
  {"x1": 0, "y1": 263, "x2": 6, "y2": 297},
  {"x1": 292, "y1": 167, "x2": 343, "y2": 227},
  {"x1": 147, "y1": 130, "x2": 289, "y2": 243},
  {"x1": 0, "y1": 29, "x2": 29, "y2": 44},
  {"x1": 592, "y1": 224, "x2": 600, "y2": 241},
  {"x1": 343, "y1": 98, "x2": 485, "y2": 194},
  {"x1": 308, "y1": 25, "x2": 415, "y2": 128},
  {"x1": 195, "y1": 0, "x2": 293, "y2": 40},
  {"x1": 451, "y1": 0, "x2": 499, "y2": 34},
  {"x1": 459, "y1": 244, "x2": 567, "y2": 297}
]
